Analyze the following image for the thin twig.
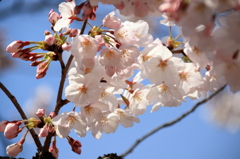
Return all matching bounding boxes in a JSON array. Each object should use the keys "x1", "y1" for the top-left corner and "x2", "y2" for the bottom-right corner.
[
  {"x1": 121, "y1": 85, "x2": 226, "y2": 158},
  {"x1": 0, "y1": 82, "x2": 43, "y2": 151}
]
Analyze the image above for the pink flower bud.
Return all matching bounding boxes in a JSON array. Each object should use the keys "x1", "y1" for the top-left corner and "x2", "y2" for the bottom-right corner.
[
  {"x1": 69, "y1": 29, "x2": 79, "y2": 37},
  {"x1": 103, "y1": 12, "x2": 122, "y2": 29},
  {"x1": 48, "y1": 9, "x2": 59, "y2": 24},
  {"x1": 62, "y1": 43, "x2": 72, "y2": 51},
  {"x1": 4, "y1": 122, "x2": 22, "y2": 139},
  {"x1": 6, "y1": 40, "x2": 29, "y2": 53},
  {"x1": 49, "y1": 112, "x2": 56, "y2": 119},
  {"x1": 49, "y1": 140, "x2": 59, "y2": 159},
  {"x1": 6, "y1": 142, "x2": 23, "y2": 157},
  {"x1": 36, "y1": 61, "x2": 49, "y2": 79},
  {"x1": 0, "y1": 120, "x2": 8, "y2": 132},
  {"x1": 67, "y1": 136, "x2": 82, "y2": 155},
  {"x1": 39, "y1": 125, "x2": 48, "y2": 137},
  {"x1": 36, "y1": 109, "x2": 45, "y2": 117},
  {"x1": 45, "y1": 34, "x2": 55, "y2": 45}
]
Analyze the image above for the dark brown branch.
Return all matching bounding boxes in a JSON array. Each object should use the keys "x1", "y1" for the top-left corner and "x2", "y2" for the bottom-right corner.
[
  {"x1": 0, "y1": 82, "x2": 42, "y2": 151},
  {"x1": 121, "y1": 85, "x2": 226, "y2": 158}
]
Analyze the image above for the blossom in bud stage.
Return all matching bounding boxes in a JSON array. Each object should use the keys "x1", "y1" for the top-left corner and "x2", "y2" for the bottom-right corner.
[
  {"x1": 67, "y1": 136, "x2": 82, "y2": 155},
  {"x1": 69, "y1": 28, "x2": 79, "y2": 37},
  {"x1": 35, "y1": 109, "x2": 45, "y2": 118},
  {"x1": 51, "y1": 111, "x2": 87, "y2": 138},
  {"x1": 38, "y1": 125, "x2": 49, "y2": 137},
  {"x1": 6, "y1": 138, "x2": 25, "y2": 157},
  {"x1": 49, "y1": 139, "x2": 59, "y2": 159},
  {"x1": 36, "y1": 60, "x2": 51, "y2": 79},
  {"x1": 4, "y1": 122, "x2": 22, "y2": 139},
  {"x1": 6, "y1": 40, "x2": 30, "y2": 53},
  {"x1": 81, "y1": 2, "x2": 97, "y2": 21},
  {"x1": 49, "y1": 112, "x2": 56, "y2": 119},
  {"x1": 102, "y1": 11, "x2": 121, "y2": 29},
  {"x1": 0, "y1": 120, "x2": 8, "y2": 132},
  {"x1": 48, "y1": 9, "x2": 60, "y2": 24},
  {"x1": 44, "y1": 33, "x2": 55, "y2": 45}
]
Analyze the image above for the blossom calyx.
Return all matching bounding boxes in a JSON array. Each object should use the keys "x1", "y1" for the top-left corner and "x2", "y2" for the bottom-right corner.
[{"x1": 28, "y1": 118, "x2": 41, "y2": 129}]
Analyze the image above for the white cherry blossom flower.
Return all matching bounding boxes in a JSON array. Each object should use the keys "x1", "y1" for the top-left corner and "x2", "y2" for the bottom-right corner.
[
  {"x1": 81, "y1": 101, "x2": 108, "y2": 127},
  {"x1": 51, "y1": 111, "x2": 87, "y2": 138},
  {"x1": 54, "y1": 0, "x2": 76, "y2": 31},
  {"x1": 146, "y1": 83, "x2": 185, "y2": 112},
  {"x1": 177, "y1": 63, "x2": 204, "y2": 95},
  {"x1": 184, "y1": 42, "x2": 209, "y2": 69},
  {"x1": 65, "y1": 74, "x2": 102, "y2": 106},
  {"x1": 114, "y1": 108, "x2": 140, "y2": 128},
  {"x1": 91, "y1": 112, "x2": 119, "y2": 139},
  {"x1": 71, "y1": 35, "x2": 98, "y2": 59},
  {"x1": 99, "y1": 47, "x2": 121, "y2": 66},
  {"x1": 144, "y1": 44, "x2": 184, "y2": 85},
  {"x1": 128, "y1": 87, "x2": 150, "y2": 116}
]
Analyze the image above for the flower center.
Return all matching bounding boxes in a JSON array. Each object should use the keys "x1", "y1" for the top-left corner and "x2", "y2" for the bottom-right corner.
[
  {"x1": 158, "y1": 60, "x2": 168, "y2": 71},
  {"x1": 78, "y1": 85, "x2": 87, "y2": 93}
]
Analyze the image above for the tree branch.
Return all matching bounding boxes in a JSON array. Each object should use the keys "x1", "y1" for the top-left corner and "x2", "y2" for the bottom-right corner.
[
  {"x1": 121, "y1": 85, "x2": 226, "y2": 158},
  {"x1": 0, "y1": 82, "x2": 43, "y2": 151}
]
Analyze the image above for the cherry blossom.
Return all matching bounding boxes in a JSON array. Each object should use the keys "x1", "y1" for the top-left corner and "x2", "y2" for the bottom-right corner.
[
  {"x1": 53, "y1": 0, "x2": 77, "y2": 31},
  {"x1": 52, "y1": 111, "x2": 87, "y2": 138}
]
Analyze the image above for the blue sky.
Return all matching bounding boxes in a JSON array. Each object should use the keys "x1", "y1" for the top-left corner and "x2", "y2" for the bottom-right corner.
[{"x1": 0, "y1": 1, "x2": 240, "y2": 159}]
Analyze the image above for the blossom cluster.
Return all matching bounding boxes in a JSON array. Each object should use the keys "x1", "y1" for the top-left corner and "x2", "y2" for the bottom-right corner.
[{"x1": 3, "y1": 0, "x2": 240, "y2": 158}]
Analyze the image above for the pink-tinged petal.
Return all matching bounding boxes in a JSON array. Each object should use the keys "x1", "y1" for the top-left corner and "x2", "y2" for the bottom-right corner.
[{"x1": 54, "y1": 18, "x2": 71, "y2": 31}]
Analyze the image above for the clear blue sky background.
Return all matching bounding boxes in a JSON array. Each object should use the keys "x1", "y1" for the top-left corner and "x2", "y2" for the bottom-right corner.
[{"x1": 0, "y1": 1, "x2": 240, "y2": 159}]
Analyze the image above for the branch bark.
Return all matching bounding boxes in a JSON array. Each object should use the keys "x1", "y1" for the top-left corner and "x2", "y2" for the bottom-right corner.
[
  {"x1": 121, "y1": 85, "x2": 226, "y2": 158},
  {"x1": 0, "y1": 82, "x2": 42, "y2": 151}
]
